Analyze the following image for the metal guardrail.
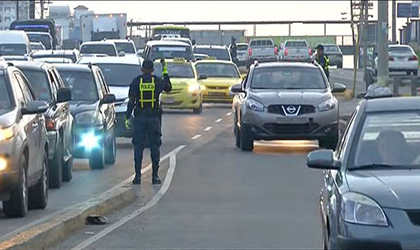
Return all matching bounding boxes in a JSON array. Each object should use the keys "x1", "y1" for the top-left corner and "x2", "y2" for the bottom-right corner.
[{"x1": 364, "y1": 69, "x2": 420, "y2": 97}]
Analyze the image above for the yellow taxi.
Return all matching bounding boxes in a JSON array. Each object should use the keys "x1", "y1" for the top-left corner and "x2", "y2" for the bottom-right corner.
[
  {"x1": 194, "y1": 59, "x2": 242, "y2": 103},
  {"x1": 154, "y1": 58, "x2": 203, "y2": 113}
]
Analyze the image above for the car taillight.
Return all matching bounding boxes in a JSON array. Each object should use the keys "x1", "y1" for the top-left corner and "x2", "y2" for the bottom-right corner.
[
  {"x1": 308, "y1": 48, "x2": 312, "y2": 56},
  {"x1": 274, "y1": 46, "x2": 278, "y2": 55},
  {"x1": 389, "y1": 56, "x2": 394, "y2": 61},
  {"x1": 248, "y1": 48, "x2": 253, "y2": 56},
  {"x1": 284, "y1": 48, "x2": 289, "y2": 56},
  {"x1": 409, "y1": 55, "x2": 418, "y2": 61},
  {"x1": 46, "y1": 119, "x2": 55, "y2": 130}
]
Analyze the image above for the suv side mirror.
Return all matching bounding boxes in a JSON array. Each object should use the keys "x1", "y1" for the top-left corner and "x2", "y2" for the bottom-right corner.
[
  {"x1": 101, "y1": 93, "x2": 116, "y2": 105},
  {"x1": 22, "y1": 101, "x2": 48, "y2": 115},
  {"x1": 57, "y1": 88, "x2": 72, "y2": 103},
  {"x1": 307, "y1": 150, "x2": 339, "y2": 170},
  {"x1": 332, "y1": 83, "x2": 346, "y2": 93},
  {"x1": 230, "y1": 84, "x2": 244, "y2": 93},
  {"x1": 119, "y1": 51, "x2": 126, "y2": 57},
  {"x1": 198, "y1": 75, "x2": 208, "y2": 80}
]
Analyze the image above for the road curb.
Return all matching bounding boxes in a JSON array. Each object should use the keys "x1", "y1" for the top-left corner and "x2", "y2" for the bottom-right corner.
[{"x1": 0, "y1": 184, "x2": 136, "y2": 250}]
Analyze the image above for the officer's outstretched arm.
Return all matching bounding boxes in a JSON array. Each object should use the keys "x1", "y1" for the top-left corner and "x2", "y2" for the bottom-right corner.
[{"x1": 162, "y1": 73, "x2": 172, "y2": 92}]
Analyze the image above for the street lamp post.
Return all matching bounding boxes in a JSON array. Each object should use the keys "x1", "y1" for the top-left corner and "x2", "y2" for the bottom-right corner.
[{"x1": 377, "y1": 0, "x2": 389, "y2": 86}]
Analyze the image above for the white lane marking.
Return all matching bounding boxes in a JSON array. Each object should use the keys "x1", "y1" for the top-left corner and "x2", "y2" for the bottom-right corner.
[
  {"x1": 191, "y1": 134, "x2": 202, "y2": 140},
  {"x1": 204, "y1": 126, "x2": 212, "y2": 132},
  {"x1": 71, "y1": 146, "x2": 184, "y2": 250},
  {"x1": 0, "y1": 145, "x2": 185, "y2": 243},
  {"x1": 215, "y1": 118, "x2": 223, "y2": 123},
  {"x1": 226, "y1": 112, "x2": 232, "y2": 116}
]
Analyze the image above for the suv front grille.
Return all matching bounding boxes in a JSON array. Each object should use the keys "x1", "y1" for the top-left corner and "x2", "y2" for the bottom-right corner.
[
  {"x1": 406, "y1": 210, "x2": 420, "y2": 226},
  {"x1": 267, "y1": 105, "x2": 315, "y2": 116},
  {"x1": 263, "y1": 123, "x2": 319, "y2": 134}
]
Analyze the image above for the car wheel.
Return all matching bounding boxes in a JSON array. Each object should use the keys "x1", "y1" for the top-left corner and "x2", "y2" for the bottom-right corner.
[
  {"x1": 3, "y1": 154, "x2": 28, "y2": 218},
  {"x1": 235, "y1": 128, "x2": 241, "y2": 148},
  {"x1": 29, "y1": 152, "x2": 48, "y2": 209},
  {"x1": 49, "y1": 137, "x2": 63, "y2": 189},
  {"x1": 62, "y1": 138, "x2": 73, "y2": 182},
  {"x1": 407, "y1": 71, "x2": 412, "y2": 76},
  {"x1": 319, "y1": 136, "x2": 339, "y2": 150},
  {"x1": 240, "y1": 123, "x2": 254, "y2": 151},
  {"x1": 105, "y1": 131, "x2": 116, "y2": 165},
  {"x1": 414, "y1": 70, "x2": 418, "y2": 76},
  {"x1": 193, "y1": 103, "x2": 203, "y2": 114},
  {"x1": 89, "y1": 143, "x2": 105, "y2": 169},
  {"x1": 337, "y1": 63, "x2": 343, "y2": 69}
]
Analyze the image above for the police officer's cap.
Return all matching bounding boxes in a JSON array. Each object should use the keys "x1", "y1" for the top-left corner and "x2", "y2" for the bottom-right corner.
[
  {"x1": 142, "y1": 59, "x2": 154, "y2": 70},
  {"x1": 316, "y1": 44, "x2": 324, "y2": 50}
]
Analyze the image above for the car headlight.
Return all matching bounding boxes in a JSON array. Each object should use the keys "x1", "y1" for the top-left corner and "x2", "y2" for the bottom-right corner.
[
  {"x1": 246, "y1": 99, "x2": 264, "y2": 112},
  {"x1": 79, "y1": 131, "x2": 101, "y2": 150},
  {"x1": 318, "y1": 98, "x2": 336, "y2": 112},
  {"x1": 188, "y1": 84, "x2": 200, "y2": 92},
  {"x1": 75, "y1": 111, "x2": 102, "y2": 125},
  {"x1": 0, "y1": 126, "x2": 14, "y2": 141},
  {"x1": 341, "y1": 192, "x2": 388, "y2": 226}
]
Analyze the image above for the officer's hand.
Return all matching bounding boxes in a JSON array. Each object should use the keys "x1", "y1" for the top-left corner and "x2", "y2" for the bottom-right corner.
[
  {"x1": 125, "y1": 118, "x2": 131, "y2": 130},
  {"x1": 161, "y1": 59, "x2": 168, "y2": 75}
]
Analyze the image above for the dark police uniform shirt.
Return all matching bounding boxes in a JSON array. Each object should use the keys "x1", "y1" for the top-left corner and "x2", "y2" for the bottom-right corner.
[{"x1": 126, "y1": 73, "x2": 172, "y2": 119}]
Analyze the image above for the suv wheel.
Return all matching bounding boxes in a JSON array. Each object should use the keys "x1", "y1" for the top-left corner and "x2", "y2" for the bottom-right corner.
[
  {"x1": 49, "y1": 137, "x2": 63, "y2": 188},
  {"x1": 240, "y1": 124, "x2": 254, "y2": 151},
  {"x1": 89, "y1": 143, "x2": 105, "y2": 169},
  {"x1": 319, "y1": 136, "x2": 338, "y2": 150},
  {"x1": 193, "y1": 103, "x2": 203, "y2": 114},
  {"x1": 3, "y1": 154, "x2": 28, "y2": 218},
  {"x1": 29, "y1": 152, "x2": 48, "y2": 209},
  {"x1": 105, "y1": 131, "x2": 116, "y2": 165}
]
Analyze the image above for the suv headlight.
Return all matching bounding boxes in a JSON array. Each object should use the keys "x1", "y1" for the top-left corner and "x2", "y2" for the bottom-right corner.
[
  {"x1": 319, "y1": 98, "x2": 336, "y2": 112},
  {"x1": 75, "y1": 111, "x2": 103, "y2": 125},
  {"x1": 188, "y1": 83, "x2": 200, "y2": 93},
  {"x1": 341, "y1": 192, "x2": 388, "y2": 226},
  {"x1": 0, "y1": 126, "x2": 14, "y2": 142},
  {"x1": 246, "y1": 99, "x2": 264, "y2": 112}
]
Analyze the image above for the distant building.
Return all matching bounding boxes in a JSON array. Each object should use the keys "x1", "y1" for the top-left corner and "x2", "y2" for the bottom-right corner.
[
  {"x1": 47, "y1": 5, "x2": 71, "y2": 42},
  {"x1": 71, "y1": 5, "x2": 93, "y2": 41},
  {"x1": 0, "y1": 1, "x2": 30, "y2": 30}
]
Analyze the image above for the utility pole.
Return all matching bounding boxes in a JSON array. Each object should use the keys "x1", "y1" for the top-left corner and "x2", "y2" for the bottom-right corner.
[
  {"x1": 377, "y1": 0, "x2": 389, "y2": 86},
  {"x1": 40, "y1": 0, "x2": 44, "y2": 19},
  {"x1": 29, "y1": 0, "x2": 35, "y2": 19},
  {"x1": 362, "y1": 0, "x2": 368, "y2": 71},
  {"x1": 392, "y1": 0, "x2": 397, "y2": 42},
  {"x1": 350, "y1": 0, "x2": 357, "y2": 69},
  {"x1": 16, "y1": 1, "x2": 19, "y2": 21}
]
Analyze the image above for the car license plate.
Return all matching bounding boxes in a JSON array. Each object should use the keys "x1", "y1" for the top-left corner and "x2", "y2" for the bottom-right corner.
[
  {"x1": 276, "y1": 116, "x2": 308, "y2": 124},
  {"x1": 209, "y1": 92, "x2": 225, "y2": 96},
  {"x1": 162, "y1": 97, "x2": 175, "y2": 104}
]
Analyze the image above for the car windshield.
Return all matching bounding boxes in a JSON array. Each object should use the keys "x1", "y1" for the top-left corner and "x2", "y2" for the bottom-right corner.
[
  {"x1": 155, "y1": 63, "x2": 195, "y2": 78},
  {"x1": 115, "y1": 42, "x2": 136, "y2": 54},
  {"x1": 389, "y1": 46, "x2": 413, "y2": 54},
  {"x1": 251, "y1": 67, "x2": 326, "y2": 89},
  {"x1": 0, "y1": 44, "x2": 27, "y2": 56},
  {"x1": 80, "y1": 45, "x2": 117, "y2": 56},
  {"x1": 31, "y1": 53, "x2": 76, "y2": 63},
  {"x1": 353, "y1": 112, "x2": 420, "y2": 169},
  {"x1": 96, "y1": 64, "x2": 140, "y2": 86},
  {"x1": 195, "y1": 63, "x2": 240, "y2": 78},
  {"x1": 150, "y1": 45, "x2": 193, "y2": 61},
  {"x1": 285, "y1": 41, "x2": 308, "y2": 47},
  {"x1": 20, "y1": 69, "x2": 52, "y2": 102},
  {"x1": 193, "y1": 48, "x2": 230, "y2": 60},
  {"x1": 31, "y1": 43, "x2": 44, "y2": 50},
  {"x1": 0, "y1": 75, "x2": 13, "y2": 113},
  {"x1": 27, "y1": 33, "x2": 52, "y2": 50},
  {"x1": 57, "y1": 70, "x2": 99, "y2": 102},
  {"x1": 324, "y1": 45, "x2": 340, "y2": 53}
]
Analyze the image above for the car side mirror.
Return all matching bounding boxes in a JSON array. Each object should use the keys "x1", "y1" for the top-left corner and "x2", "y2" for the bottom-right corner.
[
  {"x1": 101, "y1": 93, "x2": 116, "y2": 105},
  {"x1": 198, "y1": 75, "x2": 208, "y2": 80},
  {"x1": 307, "y1": 150, "x2": 339, "y2": 170},
  {"x1": 22, "y1": 101, "x2": 48, "y2": 115},
  {"x1": 57, "y1": 88, "x2": 72, "y2": 103},
  {"x1": 332, "y1": 83, "x2": 346, "y2": 93},
  {"x1": 230, "y1": 84, "x2": 244, "y2": 93},
  {"x1": 241, "y1": 74, "x2": 247, "y2": 80},
  {"x1": 119, "y1": 51, "x2": 126, "y2": 57}
]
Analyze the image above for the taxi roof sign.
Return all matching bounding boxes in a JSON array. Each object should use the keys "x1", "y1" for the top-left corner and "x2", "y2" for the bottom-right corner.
[
  {"x1": 205, "y1": 57, "x2": 216, "y2": 60},
  {"x1": 173, "y1": 57, "x2": 186, "y2": 63}
]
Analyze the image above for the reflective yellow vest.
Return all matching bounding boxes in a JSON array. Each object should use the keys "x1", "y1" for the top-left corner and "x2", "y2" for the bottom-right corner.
[{"x1": 139, "y1": 77, "x2": 156, "y2": 109}]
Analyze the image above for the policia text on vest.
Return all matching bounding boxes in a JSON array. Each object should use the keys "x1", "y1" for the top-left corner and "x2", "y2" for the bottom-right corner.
[{"x1": 125, "y1": 59, "x2": 172, "y2": 185}]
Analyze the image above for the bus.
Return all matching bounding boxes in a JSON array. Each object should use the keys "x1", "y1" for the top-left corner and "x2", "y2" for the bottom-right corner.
[
  {"x1": 152, "y1": 26, "x2": 190, "y2": 40},
  {"x1": 10, "y1": 19, "x2": 57, "y2": 49}
]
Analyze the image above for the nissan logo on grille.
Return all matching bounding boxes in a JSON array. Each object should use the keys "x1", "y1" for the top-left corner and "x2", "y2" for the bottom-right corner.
[
  {"x1": 282, "y1": 105, "x2": 301, "y2": 116},
  {"x1": 286, "y1": 105, "x2": 297, "y2": 114}
]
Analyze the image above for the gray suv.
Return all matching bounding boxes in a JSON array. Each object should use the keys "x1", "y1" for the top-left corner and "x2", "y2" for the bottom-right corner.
[{"x1": 231, "y1": 62, "x2": 346, "y2": 151}]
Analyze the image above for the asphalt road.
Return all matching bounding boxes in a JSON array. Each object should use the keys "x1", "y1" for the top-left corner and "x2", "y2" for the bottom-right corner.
[{"x1": 0, "y1": 69, "x2": 360, "y2": 249}]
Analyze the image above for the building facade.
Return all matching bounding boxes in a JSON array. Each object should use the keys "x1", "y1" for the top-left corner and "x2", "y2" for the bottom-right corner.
[{"x1": 0, "y1": 1, "x2": 30, "y2": 30}]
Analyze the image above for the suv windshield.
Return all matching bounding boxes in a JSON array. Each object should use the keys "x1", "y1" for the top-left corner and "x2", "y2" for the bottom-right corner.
[
  {"x1": 58, "y1": 70, "x2": 99, "y2": 101},
  {"x1": 251, "y1": 67, "x2": 326, "y2": 89},
  {"x1": 27, "y1": 33, "x2": 52, "y2": 50},
  {"x1": 324, "y1": 45, "x2": 340, "y2": 53},
  {"x1": 0, "y1": 44, "x2": 27, "y2": 56},
  {"x1": 150, "y1": 45, "x2": 193, "y2": 61},
  {"x1": 80, "y1": 45, "x2": 117, "y2": 56},
  {"x1": 195, "y1": 63, "x2": 240, "y2": 78},
  {"x1": 237, "y1": 44, "x2": 249, "y2": 51},
  {"x1": 20, "y1": 69, "x2": 52, "y2": 102},
  {"x1": 193, "y1": 48, "x2": 230, "y2": 60},
  {"x1": 96, "y1": 64, "x2": 140, "y2": 86},
  {"x1": 32, "y1": 53, "x2": 77, "y2": 63},
  {"x1": 154, "y1": 63, "x2": 195, "y2": 78},
  {"x1": 115, "y1": 42, "x2": 135, "y2": 54},
  {"x1": 0, "y1": 75, "x2": 12, "y2": 113},
  {"x1": 353, "y1": 112, "x2": 420, "y2": 169}
]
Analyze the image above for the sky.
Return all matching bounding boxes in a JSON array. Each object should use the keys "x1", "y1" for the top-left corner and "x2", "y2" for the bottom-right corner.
[{"x1": 55, "y1": 1, "x2": 411, "y2": 39}]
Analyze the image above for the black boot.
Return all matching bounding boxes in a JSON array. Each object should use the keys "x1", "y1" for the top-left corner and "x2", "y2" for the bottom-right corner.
[
  {"x1": 152, "y1": 173, "x2": 161, "y2": 185},
  {"x1": 132, "y1": 175, "x2": 141, "y2": 185}
]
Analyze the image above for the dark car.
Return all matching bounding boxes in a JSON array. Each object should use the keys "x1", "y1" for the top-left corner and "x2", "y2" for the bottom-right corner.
[
  {"x1": 30, "y1": 50, "x2": 81, "y2": 63},
  {"x1": 14, "y1": 62, "x2": 73, "y2": 188},
  {"x1": 308, "y1": 96, "x2": 420, "y2": 250},
  {"x1": 322, "y1": 44, "x2": 343, "y2": 68},
  {"x1": 54, "y1": 64, "x2": 117, "y2": 170},
  {"x1": 0, "y1": 62, "x2": 49, "y2": 218}
]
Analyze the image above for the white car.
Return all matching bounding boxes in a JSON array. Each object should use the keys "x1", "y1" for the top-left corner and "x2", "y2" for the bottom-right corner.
[
  {"x1": 78, "y1": 55, "x2": 142, "y2": 137},
  {"x1": 80, "y1": 41, "x2": 119, "y2": 57},
  {"x1": 106, "y1": 39, "x2": 137, "y2": 56},
  {"x1": 374, "y1": 45, "x2": 418, "y2": 75}
]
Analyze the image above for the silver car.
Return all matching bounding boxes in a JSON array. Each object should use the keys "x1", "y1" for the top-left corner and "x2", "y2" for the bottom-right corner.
[{"x1": 231, "y1": 62, "x2": 346, "y2": 151}]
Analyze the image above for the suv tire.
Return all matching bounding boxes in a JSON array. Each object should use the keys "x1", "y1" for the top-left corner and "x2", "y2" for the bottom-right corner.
[
  {"x1": 29, "y1": 152, "x2": 48, "y2": 209},
  {"x1": 193, "y1": 103, "x2": 203, "y2": 114},
  {"x1": 240, "y1": 124, "x2": 254, "y2": 151},
  {"x1": 105, "y1": 131, "x2": 116, "y2": 165},
  {"x1": 3, "y1": 154, "x2": 28, "y2": 218},
  {"x1": 49, "y1": 137, "x2": 63, "y2": 189},
  {"x1": 90, "y1": 143, "x2": 105, "y2": 169}
]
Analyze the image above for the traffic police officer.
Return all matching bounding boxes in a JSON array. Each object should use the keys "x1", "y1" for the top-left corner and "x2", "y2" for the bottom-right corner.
[
  {"x1": 125, "y1": 59, "x2": 172, "y2": 185},
  {"x1": 315, "y1": 44, "x2": 330, "y2": 79}
]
